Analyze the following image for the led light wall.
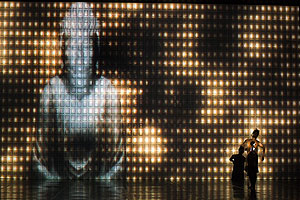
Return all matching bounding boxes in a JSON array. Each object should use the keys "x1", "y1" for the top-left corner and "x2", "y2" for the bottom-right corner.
[{"x1": 0, "y1": 2, "x2": 299, "y2": 180}]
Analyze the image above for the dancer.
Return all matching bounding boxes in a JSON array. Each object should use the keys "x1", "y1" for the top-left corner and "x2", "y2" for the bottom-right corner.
[
  {"x1": 230, "y1": 146, "x2": 246, "y2": 182},
  {"x1": 242, "y1": 129, "x2": 265, "y2": 190}
]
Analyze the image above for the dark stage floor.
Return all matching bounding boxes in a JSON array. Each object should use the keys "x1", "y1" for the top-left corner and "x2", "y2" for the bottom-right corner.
[{"x1": 1, "y1": 178, "x2": 299, "y2": 200}]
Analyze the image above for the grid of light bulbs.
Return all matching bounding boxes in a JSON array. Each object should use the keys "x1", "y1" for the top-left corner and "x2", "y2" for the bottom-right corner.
[{"x1": 0, "y1": 2, "x2": 299, "y2": 180}]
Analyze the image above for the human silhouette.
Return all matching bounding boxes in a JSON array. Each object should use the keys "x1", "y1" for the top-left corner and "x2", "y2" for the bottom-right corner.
[
  {"x1": 246, "y1": 141, "x2": 258, "y2": 191},
  {"x1": 230, "y1": 146, "x2": 246, "y2": 182},
  {"x1": 241, "y1": 129, "x2": 265, "y2": 191},
  {"x1": 33, "y1": 2, "x2": 123, "y2": 179}
]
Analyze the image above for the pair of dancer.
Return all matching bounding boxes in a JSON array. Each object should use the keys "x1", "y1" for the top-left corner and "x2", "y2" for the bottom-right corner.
[{"x1": 230, "y1": 129, "x2": 265, "y2": 191}]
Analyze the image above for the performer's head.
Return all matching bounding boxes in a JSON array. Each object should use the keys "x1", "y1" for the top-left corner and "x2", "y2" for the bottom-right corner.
[
  {"x1": 238, "y1": 146, "x2": 244, "y2": 154},
  {"x1": 251, "y1": 128, "x2": 259, "y2": 139},
  {"x1": 60, "y1": 2, "x2": 100, "y2": 78}
]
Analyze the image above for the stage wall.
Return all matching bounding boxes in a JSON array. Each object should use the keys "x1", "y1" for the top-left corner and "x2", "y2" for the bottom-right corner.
[{"x1": 0, "y1": 2, "x2": 299, "y2": 180}]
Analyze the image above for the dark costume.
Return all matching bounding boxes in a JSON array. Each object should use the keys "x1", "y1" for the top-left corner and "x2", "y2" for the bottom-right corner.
[
  {"x1": 230, "y1": 153, "x2": 246, "y2": 181},
  {"x1": 246, "y1": 144, "x2": 259, "y2": 190}
]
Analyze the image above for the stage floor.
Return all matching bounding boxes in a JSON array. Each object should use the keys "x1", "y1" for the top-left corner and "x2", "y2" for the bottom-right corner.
[{"x1": 1, "y1": 178, "x2": 299, "y2": 199}]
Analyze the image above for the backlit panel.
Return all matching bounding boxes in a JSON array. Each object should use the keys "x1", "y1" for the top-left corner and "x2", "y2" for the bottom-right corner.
[{"x1": 0, "y1": 2, "x2": 299, "y2": 180}]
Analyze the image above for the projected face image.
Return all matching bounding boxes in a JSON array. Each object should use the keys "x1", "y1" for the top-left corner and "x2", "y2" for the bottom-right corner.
[
  {"x1": 33, "y1": 2, "x2": 123, "y2": 179},
  {"x1": 62, "y1": 6, "x2": 97, "y2": 93}
]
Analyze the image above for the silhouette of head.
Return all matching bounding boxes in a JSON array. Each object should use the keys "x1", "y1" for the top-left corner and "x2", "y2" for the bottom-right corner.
[
  {"x1": 251, "y1": 129, "x2": 259, "y2": 139},
  {"x1": 60, "y1": 2, "x2": 100, "y2": 78},
  {"x1": 238, "y1": 146, "x2": 244, "y2": 154}
]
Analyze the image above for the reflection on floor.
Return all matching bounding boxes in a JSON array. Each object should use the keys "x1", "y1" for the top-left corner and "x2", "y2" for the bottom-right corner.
[{"x1": 1, "y1": 178, "x2": 299, "y2": 200}]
